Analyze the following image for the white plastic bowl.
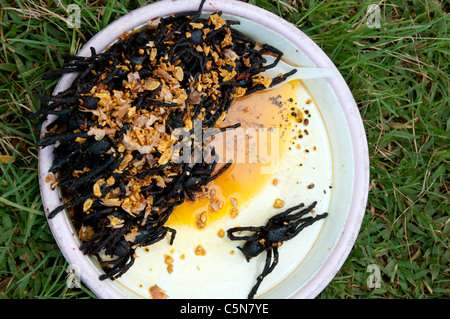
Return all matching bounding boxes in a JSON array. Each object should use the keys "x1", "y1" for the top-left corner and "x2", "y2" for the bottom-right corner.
[{"x1": 38, "y1": 0, "x2": 369, "y2": 299}]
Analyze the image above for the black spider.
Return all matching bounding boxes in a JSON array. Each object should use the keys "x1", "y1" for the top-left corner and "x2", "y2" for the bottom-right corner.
[{"x1": 227, "y1": 201, "x2": 328, "y2": 299}]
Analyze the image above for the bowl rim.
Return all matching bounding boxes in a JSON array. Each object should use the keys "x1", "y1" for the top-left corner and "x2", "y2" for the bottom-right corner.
[{"x1": 38, "y1": 0, "x2": 369, "y2": 299}]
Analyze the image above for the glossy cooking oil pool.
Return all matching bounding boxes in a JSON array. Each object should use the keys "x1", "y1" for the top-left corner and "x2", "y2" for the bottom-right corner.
[{"x1": 114, "y1": 80, "x2": 333, "y2": 298}]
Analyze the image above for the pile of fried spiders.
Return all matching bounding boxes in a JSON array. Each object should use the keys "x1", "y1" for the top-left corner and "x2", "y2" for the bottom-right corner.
[{"x1": 34, "y1": 0, "x2": 327, "y2": 299}]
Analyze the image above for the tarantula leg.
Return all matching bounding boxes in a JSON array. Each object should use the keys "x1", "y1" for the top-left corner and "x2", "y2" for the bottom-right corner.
[
  {"x1": 141, "y1": 226, "x2": 177, "y2": 246},
  {"x1": 204, "y1": 161, "x2": 233, "y2": 184},
  {"x1": 48, "y1": 194, "x2": 91, "y2": 219},
  {"x1": 248, "y1": 247, "x2": 279, "y2": 299},
  {"x1": 268, "y1": 203, "x2": 306, "y2": 223},
  {"x1": 287, "y1": 213, "x2": 329, "y2": 240},
  {"x1": 227, "y1": 226, "x2": 261, "y2": 241},
  {"x1": 99, "y1": 248, "x2": 136, "y2": 280},
  {"x1": 284, "y1": 201, "x2": 318, "y2": 222},
  {"x1": 166, "y1": 227, "x2": 177, "y2": 245},
  {"x1": 272, "y1": 201, "x2": 318, "y2": 223}
]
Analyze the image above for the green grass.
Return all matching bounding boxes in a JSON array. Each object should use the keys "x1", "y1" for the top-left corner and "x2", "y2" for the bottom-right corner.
[{"x1": 0, "y1": 0, "x2": 448, "y2": 299}]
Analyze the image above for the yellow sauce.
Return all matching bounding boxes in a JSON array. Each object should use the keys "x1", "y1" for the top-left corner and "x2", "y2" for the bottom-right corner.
[{"x1": 166, "y1": 80, "x2": 301, "y2": 228}]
